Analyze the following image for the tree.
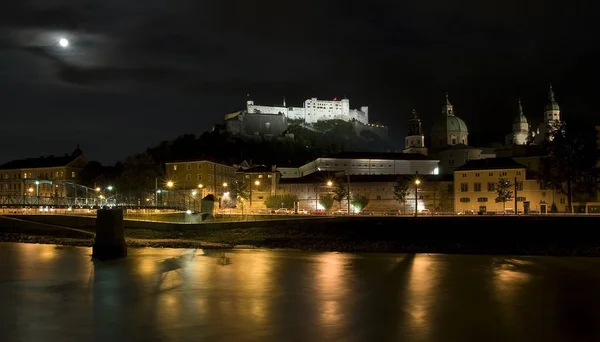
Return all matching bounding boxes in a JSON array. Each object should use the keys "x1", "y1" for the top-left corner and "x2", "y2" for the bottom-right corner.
[
  {"x1": 319, "y1": 194, "x2": 334, "y2": 212},
  {"x1": 495, "y1": 178, "x2": 513, "y2": 211},
  {"x1": 331, "y1": 179, "x2": 348, "y2": 210},
  {"x1": 350, "y1": 194, "x2": 370, "y2": 212},
  {"x1": 393, "y1": 177, "x2": 410, "y2": 214},
  {"x1": 539, "y1": 121, "x2": 597, "y2": 213},
  {"x1": 264, "y1": 194, "x2": 298, "y2": 209},
  {"x1": 117, "y1": 153, "x2": 163, "y2": 204},
  {"x1": 226, "y1": 181, "x2": 250, "y2": 211}
]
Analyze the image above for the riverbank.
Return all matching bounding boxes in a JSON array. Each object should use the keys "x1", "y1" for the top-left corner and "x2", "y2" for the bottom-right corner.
[{"x1": 2, "y1": 215, "x2": 600, "y2": 256}]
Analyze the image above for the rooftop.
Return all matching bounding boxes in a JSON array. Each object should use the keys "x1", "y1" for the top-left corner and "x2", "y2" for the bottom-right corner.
[
  {"x1": 454, "y1": 158, "x2": 526, "y2": 171},
  {"x1": 0, "y1": 155, "x2": 83, "y2": 170},
  {"x1": 321, "y1": 152, "x2": 436, "y2": 161}
]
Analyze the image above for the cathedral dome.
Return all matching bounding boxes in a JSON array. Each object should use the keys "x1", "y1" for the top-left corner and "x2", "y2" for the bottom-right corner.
[{"x1": 432, "y1": 115, "x2": 469, "y2": 136}]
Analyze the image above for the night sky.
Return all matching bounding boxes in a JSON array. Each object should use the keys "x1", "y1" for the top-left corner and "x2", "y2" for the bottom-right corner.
[{"x1": 1, "y1": 1, "x2": 599, "y2": 164}]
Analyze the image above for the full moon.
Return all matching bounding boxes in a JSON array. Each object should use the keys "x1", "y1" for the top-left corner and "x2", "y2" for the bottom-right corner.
[{"x1": 58, "y1": 38, "x2": 69, "y2": 48}]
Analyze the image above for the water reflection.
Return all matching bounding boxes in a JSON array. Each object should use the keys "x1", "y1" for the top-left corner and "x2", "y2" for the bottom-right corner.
[{"x1": 3, "y1": 243, "x2": 600, "y2": 342}]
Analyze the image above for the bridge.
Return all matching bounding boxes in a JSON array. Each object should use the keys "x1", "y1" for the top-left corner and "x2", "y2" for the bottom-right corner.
[{"x1": 0, "y1": 179, "x2": 204, "y2": 213}]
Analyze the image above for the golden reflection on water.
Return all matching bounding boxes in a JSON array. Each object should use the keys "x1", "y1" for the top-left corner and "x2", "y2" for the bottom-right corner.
[
  {"x1": 492, "y1": 258, "x2": 532, "y2": 321},
  {"x1": 406, "y1": 254, "x2": 438, "y2": 334},
  {"x1": 315, "y1": 252, "x2": 350, "y2": 327}
]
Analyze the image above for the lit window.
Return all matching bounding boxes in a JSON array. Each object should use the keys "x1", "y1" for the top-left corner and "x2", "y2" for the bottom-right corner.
[
  {"x1": 71, "y1": 172, "x2": 75, "y2": 178},
  {"x1": 258, "y1": 175, "x2": 263, "y2": 178},
  {"x1": 173, "y1": 165, "x2": 177, "y2": 171}
]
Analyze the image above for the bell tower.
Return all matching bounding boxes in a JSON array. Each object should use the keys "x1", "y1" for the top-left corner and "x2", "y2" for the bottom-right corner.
[{"x1": 404, "y1": 109, "x2": 428, "y2": 156}]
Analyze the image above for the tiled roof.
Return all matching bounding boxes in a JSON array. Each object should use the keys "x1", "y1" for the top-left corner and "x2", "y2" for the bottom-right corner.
[
  {"x1": 0, "y1": 155, "x2": 81, "y2": 170},
  {"x1": 454, "y1": 158, "x2": 526, "y2": 171}
]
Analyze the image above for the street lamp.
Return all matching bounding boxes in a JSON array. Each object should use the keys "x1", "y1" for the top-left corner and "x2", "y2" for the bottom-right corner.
[
  {"x1": 326, "y1": 180, "x2": 333, "y2": 187},
  {"x1": 35, "y1": 181, "x2": 39, "y2": 197},
  {"x1": 95, "y1": 187, "x2": 101, "y2": 192},
  {"x1": 414, "y1": 178, "x2": 421, "y2": 217},
  {"x1": 166, "y1": 181, "x2": 174, "y2": 188},
  {"x1": 107, "y1": 186, "x2": 113, "y2": 191},
  {"x1": 222, "y1": 182, "x2": 228, "y2": 187},
  {"x1": 254, "y1": 180, "x2": 260, "y2": 186}
]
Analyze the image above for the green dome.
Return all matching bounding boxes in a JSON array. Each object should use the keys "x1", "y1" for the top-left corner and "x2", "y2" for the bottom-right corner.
[
  {"x1": 514, "y1": 114, "x2": 528, "y2": 124},
  {"x1": 545, "y1": 101, "x2": 560, "y2": 111},
  {"x1": 432, "y1": 115, "x2": 469, "y2": 135}
]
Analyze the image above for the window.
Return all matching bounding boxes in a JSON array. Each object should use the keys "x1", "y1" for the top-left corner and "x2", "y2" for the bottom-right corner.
[
  {"x1": 452, "y1": 138, "x2": 456, "y2": 144},
  {"x1": 487, "y1": 183, "x2": 496, "y2": 191},
  {"x1": 197, "y1": 174, "x2": 202, "y2": 181},
  {"x1": 475, "y1": 173, "x2": 480, "y2": 177},
  {"x1": 489, "y1": 172, "x2": 494, "y2": 176},
  {"x1": 479, "y1": 206, "x2": 487, "y2": 212},
  {"x1": 376, "y1": 195, "x2": 382, "y2": 200},
  {"x1": 71, "y1": 171, "x2": 75, "y2": 178},
  {"x1": 516, "y1": 197, "x2": 526, "y2": 202},
  {"x1": 461, "y1": 173, "x2": 467, "y2": 178},
  {"x1": 186, "y1": 174, "x2": 191, "y2": 181},
  {"x1": 460, "y1": 197, "x2": 470, "y2": 203},
  {"x1": 477, "y1": 197, "x2": 488, "y2": 202},
  {"x1": 198, "y1": 164, "x2": 202, "y2": 170},
  {"x1": 516, "y1": 182, "x2": 523, "y2": 191},
  {"x1": 186, "y1": 164, "x2": 191, "y2": 170},
  {"x1": 474, "y1": 183, "x2": 482, "y2": 192},
  {"x1": 245, "y1": 175, "x2": 250, "y2": 179},
  {"x1": 560, "y1": 198, "x2": 566, "y2": 204},
  {"x1": 173, "y1": 165, "x2": 177, "y2": 170},
  {"x1": 268, "y1": 174, "x2": 272, "y2": 178},
  {"x1": 501, "y1": 171, "x2": 507, "y2": 176},
  {"x1": 419, "y1": 195, "x2": 424, "y2": 200},
  {"x1": 460, "y1": 183, "x2": 468, "y2": 192},
  {"x1": 258, "y1": 175, "x2": 263, "y2": 178},
  {"x1": 516, "y1": 171, "x2": 521, "y2": 175}
]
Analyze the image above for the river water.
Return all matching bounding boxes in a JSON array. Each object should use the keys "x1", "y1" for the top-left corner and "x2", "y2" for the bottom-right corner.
[{"x1": 1, "y1": 242, "x2": 599, "y2": 341}]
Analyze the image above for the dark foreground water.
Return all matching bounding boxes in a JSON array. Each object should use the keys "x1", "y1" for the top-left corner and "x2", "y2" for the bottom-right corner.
[{"x1": 1, "y1": 243, "x2": 600, "y2": 342}]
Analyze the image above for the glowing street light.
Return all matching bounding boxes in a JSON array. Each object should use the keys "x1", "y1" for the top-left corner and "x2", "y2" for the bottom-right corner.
[
  {"x1": 58, "y1": 38, "x2": 69, "y2": 48},
  {"x1": 166, "y1": 181, "x2": 174, "y2": 188},
  {"x1": 28, "y1": 187, "x2": 34, "y2": 193},
  {"x1": 107, "y1": 186, "x2": 113, "y2": 191},
  {"x1": 414, "y1": 177, "x2": 421, "y2": 217},
  {"x1": 254, "y1": 180, "x2": 260, "y2": 186},
  {"x1": 95, "y1": 187, "x2": 101, "y2": 192},
  {"x1": 198, "y1": 184, "x2": 203, "y2": 188},
  {"x1": 326, "y1": 180, "x2": 333, "y2": 187},
  {"x1": 192, "y1": 191, "x2": 197, "y2": 196},
  {"x1": 222, "y1": 182, "x2": 228, "y2": 187}
]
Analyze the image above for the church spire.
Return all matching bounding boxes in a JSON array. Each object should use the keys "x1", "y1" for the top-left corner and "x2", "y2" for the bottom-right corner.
[
  {"x1": 518, "y1": 98, "x2": 523, "y2": 115},
  {"x1": 548, "y1": 84, "x2": 555, "y2": 102},
  {"x1": 283, "y1": 97, "x2": 286, "y2": 107},
  {"x1": 411, "y1": 108, "x2": 418, "y2": 119},
  {"x1": 443, "y1": 92, "x2": 454, "y2": 116}
]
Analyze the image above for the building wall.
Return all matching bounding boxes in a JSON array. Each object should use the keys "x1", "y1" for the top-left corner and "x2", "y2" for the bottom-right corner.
[
  {"x1": 166, "y1": 161, "x2": 236, "y2": 197},
  {"x1": 245, "y1": 98, "x2": 369, "y2": 125},
  {"x1": 0, "y1": 159, "x2": 86, "y2": 197},
  {"x1": 277, "y1": 167, "x2": 301, "y2": 179},
  {"x1": 298, "y1": 158, "x2": 440, "y2": 177},
  {"x1": 454, "y1": 168, "x2": 568, "y2": 213},
  {"x1": 278, "y1": 179, "x2": 454, "y2": 213},
  {"x1": 438, "y1": 148, "x2": 482, "y2": 175},
  {"x1": 236, "y1": 170, "x2": 279, "y2": 209}
]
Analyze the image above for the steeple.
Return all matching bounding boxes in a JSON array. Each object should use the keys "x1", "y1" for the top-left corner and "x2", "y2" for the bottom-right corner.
[
  {"x1": 411, "y1": 108, "x2": 418, "y2": 119},
  {"x1": 283, "y1": 97, "x2": 286, "y2": 107},
  {"x1": 443, "y1": 92, "x2": 454, "y2": 116},
  {"x1": 548, "y1": 84, "x2": 555, "y2": 102},
  {"x1": 514, "y1": 98, "x2": 527, "y2": 124}
]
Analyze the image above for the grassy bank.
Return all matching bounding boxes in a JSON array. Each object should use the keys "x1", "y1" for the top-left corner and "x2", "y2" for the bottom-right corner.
[{"x1": 2, "y1": 216, "x2": 600, "y2": 256}]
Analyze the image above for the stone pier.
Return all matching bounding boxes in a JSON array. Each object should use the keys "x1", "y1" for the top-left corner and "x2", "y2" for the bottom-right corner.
[{"x1": 92, "y1": 208, "x2": 127, "y2": 259}]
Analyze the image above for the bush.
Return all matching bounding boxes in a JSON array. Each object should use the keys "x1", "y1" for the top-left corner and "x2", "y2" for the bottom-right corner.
[{"x1": 265, "y1": 194, "x2": 298, "y2": 209}]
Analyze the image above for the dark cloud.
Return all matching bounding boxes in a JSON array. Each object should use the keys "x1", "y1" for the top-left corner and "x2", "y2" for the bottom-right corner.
[{"x1": 0, "y1": 0, "x2": 599, "y2": 164}]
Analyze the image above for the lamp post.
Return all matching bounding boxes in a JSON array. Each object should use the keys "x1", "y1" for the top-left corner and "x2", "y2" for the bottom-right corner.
[
  {"x1": 414, "y1": 178, "x2": 421, "y2": 217},
  {"x1": 35, "y1": 181, "x2": 39, "y2": 198},
  {"x1": 166, "y1": 181, "x2": 174, "y2": 207},
  {"x1": 251, "y1": 179, "x2": 260, "y2": 210}
]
